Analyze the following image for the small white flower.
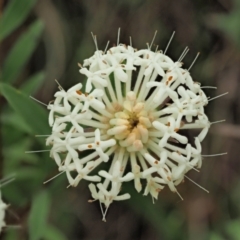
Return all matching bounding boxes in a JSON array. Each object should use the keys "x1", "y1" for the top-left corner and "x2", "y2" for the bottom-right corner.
[
  {"x1": 46, "y1": 32, "x2": 218, "y2": 220},
  {"x1": 78, "y1": 129, "x2": 116, "y2": 162},
  {"x1": 0, "y1": 188, "x2": 7, "y2": 234},
  {"x1": 79, "y1": 68, "x2": 109, "y2": 93}
]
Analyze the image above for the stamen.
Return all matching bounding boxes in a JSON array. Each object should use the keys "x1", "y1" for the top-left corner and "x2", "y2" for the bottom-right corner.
[
  {"x1": 164, "y1": 31, "x2": 175, "y2": 54},
  {"x1": 78, "y1": 62, "x2": 83, "y2": 69},
  {"x1": 0, "y1": 175, "x2": 15, "y2": 187},
  {"x1": 117, "y1": 28, "x2": 121, "y2": 46},
  {"x1": 208, "y1": 92, "x2": 228, "y2": 102},
  {"x1": 3, "y1": 225, "x2": 21, "y2": 230},
  {"x1": 55, "y1": 79, "x2": 63, "y2": 90},
  {"x1": 29, "y1": 96, "x2": 48, "y2": 107},
  {"x1": 149, "y1": 30, "x2": 158, "y2": 50},
  {"x1": 210, "y1": 119, "x2": 225, "y2": 125},
  {"x1": 102, "y1": 206, "x2": 109, "y2": 222},
  {"x1": 175, "y1": 189, "x2": 184, "y2": 201},
  {"x1": 6, "y1": 208, "x2": 20, "y2": 220},
  {"x1": 178, "y1": 46, "x2": 189, "y2": 62},
  {"x1": 35, "y1": 135, "x2": 50, "y2": 137},
  {"x1": 91, "y1": 32, "x2": 99, "y2": 51},
  {"x1": 201, "y1": 86, "x2": 217, "y2": 89},
  {"x1": 43, "y1": 171, "x2": 65, "y2": 184},
  {"x1": 99, "y1": 201, "x2": 105, "y2": 221},
  {"x1": 104, "y1": 41, "x2": 110, "y2": 54},
  {"x1": 188, "y1": 52, "x2": 200, "y2": 71},
  {"x1": 129, "y1": 36, "x2": 132, "y2": 47},
  {"x1": 25, "y1": 150, "x2": 50, "y2": 153},
  {"x1": 202, "y1": 152, "x2": 227, "y2": 157},
  {"x1": 184, "y1": 175, "x2": 209, "y2": 193}
]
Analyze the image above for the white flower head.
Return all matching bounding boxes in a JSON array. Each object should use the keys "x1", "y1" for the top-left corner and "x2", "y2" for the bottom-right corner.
[{"x1": 46, "y1": 31, "x2": 219, "y2": 220}]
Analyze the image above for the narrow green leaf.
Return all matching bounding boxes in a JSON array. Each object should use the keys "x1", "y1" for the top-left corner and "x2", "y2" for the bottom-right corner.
[
  {"x1": 3, "y1": 138, "x2": 39, "y2": 171},
  {"x1": 28, "y1": 190, "x2": 51, "y2": 240},
  {"x1": 2, "y1": 20, "x2": 44, "y2": 84},
  {"x1": 0, "y1": 0, "x2": 38, "y2": 41},
  {"x1": 44, "y1": 225, "x2": 68, "y2": 240},
  {"x1": 21, "y1": 71, "x2": 45, "y2": 95},
  {"x1": 225, "y1": 219, "x2": 240, "y2": 240},
  {"x1": 209, "y1": 232, "x2": 225, "y2": 240},
  {"x1": 2, "y1": 230, "x2": 19, "y2": 240},
  {"x1": 0, "y1": 83, "x2": 50, "y2": 135},
  {"x1": 125, "y1": 183, "x2": 179, "y2": 239},
  {"x1": 2, "y1": 110, "x2": 31, "y2": 133}
]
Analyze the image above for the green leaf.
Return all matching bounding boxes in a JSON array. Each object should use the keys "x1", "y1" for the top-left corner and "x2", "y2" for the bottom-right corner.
[
  {"x1": 21, "y1": 71, "x2": 45, "y2": 95},
  {"x1": 0, "y1": 83, "x2": 50, "y2": 135},
  {"x1": 125, "y1": 183, "x2": 183, "y2": 239},
  {"x1": 0, "y1": 0, "x2": 38, "y2": 41},
  {"x1": 2, "y1": 20, "x2": 44, "y2": 84},
  {"x1": 225, "y1": 219, "x2": 240, "y2": 240},
  {"x1": 2, "y1": 109, "x2": 31, "y2": 133},
  {"x1": 209, "y1": 232, "x2": 225, "y2": 240},
  {"x1": 43, "y1": 225, "x2": 68, "y2": 240},
  {"x1": 3, "y1": 138, "x2": 39, "y2": 172},
  {"x1": 28, "y1": 190, "x2": 51, "y2": 240},
  {"x1": 215, "y1": 0, "x2": 240, "y2": 48},
  {"x1": 2, "y1": 230, "x2": 19, "y2": 240}
]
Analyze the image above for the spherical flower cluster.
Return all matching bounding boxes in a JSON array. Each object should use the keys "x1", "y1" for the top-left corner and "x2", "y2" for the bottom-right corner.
[
  {"x1": 0, "y1": 189, "x2": 7, "y2": 234},
  {"x1": 46, "y1": 38, "x2": 211, "y2": 219}
]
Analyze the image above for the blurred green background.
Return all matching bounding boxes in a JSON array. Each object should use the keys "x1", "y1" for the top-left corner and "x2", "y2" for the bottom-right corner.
[{"x1": 0, "y1": 0, "x2": 240, "y2": 239}]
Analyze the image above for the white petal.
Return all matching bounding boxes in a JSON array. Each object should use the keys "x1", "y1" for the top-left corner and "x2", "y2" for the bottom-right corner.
[
  {"x1": 115, "y1": 68, "x2": 128, "y2": 82},
  {"x1": 115, "y1": 193, "x2": 131, "y2": 201}
]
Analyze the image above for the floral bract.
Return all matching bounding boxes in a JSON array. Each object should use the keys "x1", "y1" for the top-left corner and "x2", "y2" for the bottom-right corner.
[{"x1": 46, "y1": 38, "x2": 211, "y2": 220}]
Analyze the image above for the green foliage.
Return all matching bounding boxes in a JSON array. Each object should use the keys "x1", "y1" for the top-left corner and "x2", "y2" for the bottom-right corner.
[
  {"x1": 0, "y1": 0, "x2": 38, "y2": 41},
  {"x1": 21, "y1": 71, "x2": 46, "y2": 95},
  {"x1": 125, "y1": 181, "x2": 185, "y2": 239},
  {"x1": 215, "y1": 0, "x2": 240, "y2": 48},
  {"x1": 28, "y1": 190, "x2": 51, "y2": 240},
  {"x1": 0, "y1": 1, "x2": 53, "y2": 238},
  {"x1": 225, "y1": 219, "x2": 240, "y2": 240},
  {"x1": 1, "y1": 20, "x2": 44, "y2": 84},
  {"x1": 0, "y1": 83, "x2": 49, "y2": 135},
  {"x1": 43, "y1": 226, "x2": 68, "y2": 240},
  {"x1": 209, "y1": 232, "x2": 225, "y2": 240}
]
